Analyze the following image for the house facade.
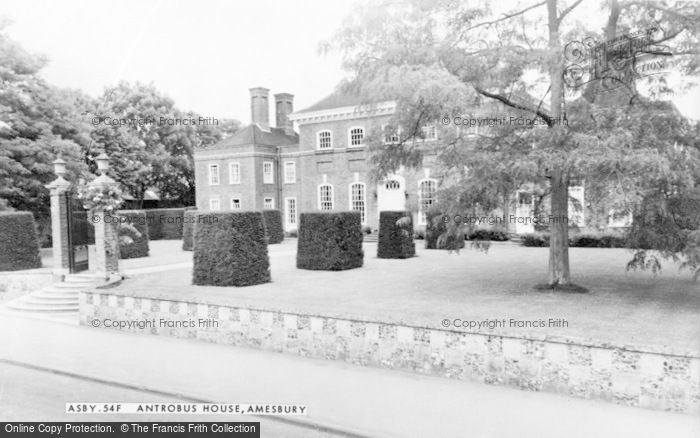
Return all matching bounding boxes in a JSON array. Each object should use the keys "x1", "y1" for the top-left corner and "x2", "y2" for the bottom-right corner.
[
  {"x1": 194, "y1": 87, "x2": 618, "y2": 233},
  {"x1": 195, "y1": 87, "x2": 444, "y2": 231}
]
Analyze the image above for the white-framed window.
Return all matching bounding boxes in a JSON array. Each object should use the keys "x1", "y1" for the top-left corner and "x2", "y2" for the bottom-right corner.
[
  {"x1": 208, "y1": 164, "x2": 220, "y2": 185},
  {"x1": 348, "y1": 127, "x2": 365, "y2": 147},
  {"x1": 230, "y1": 198, "x2": 241, "y2": 210},
  {"x1": 263, "y1": 161, "x2": 274, "y2": 184},
  {"x1": 284, "y1": 161, "x2": 296, "y2": 183},
  {"x1": 229, "y1": 162, "x2": 240, "y2": 184},
  {"x1": 421, "y1": 124, "x2": 437, "y2": 141},
  {"x1": 263, "y1": 197, "x2": 274, "y2": 209},
  {"x1": 317, "y1": 130, "x2": 333, "y2": 150},
  {"x1": 418, "y1": 179, "x2": 437, "y2": 224},
  {"x1": 349, "y1": 182, "x2": 366, "y2": 224},
  {"x1": 383, "y1": 125, "x2": 400, "y2": 144},
  {"x1": 209, "y1": 198, "x2": 221, "y2": 211},
  {"x1": 285, "y1": 197, "x2": 297, "y2": 227},
  {"x1": 318, "y1": 184, "x2": 334, "y2": 210}
]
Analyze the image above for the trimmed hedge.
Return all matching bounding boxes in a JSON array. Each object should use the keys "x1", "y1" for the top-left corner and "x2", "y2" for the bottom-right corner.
[
  {"x1": 118, "y1": 210, "x2": 150, "y2": 259},
  {"x1": 182, "y1": 210, "x2": 197, "y2": 251},
  {"x1": 297, "y1": 212, "x2": 363, "y2": 270},
  {"x1": 262, "y1": 210, "x2": 284, "y2": 244},
  {"x1": 0, "y1": 212, "x2": 42, "y2": 271},
  {"x1": 377, "y1": 211, "x2": 415, "y2": 259},
  {"x1": 425, "y1": 211, "x2": 465, "y2": 250},
  {"x1": 521, "y1": 232, "x2": 627, "y2": 248},
  {"x1": 521, "y1": 232, "x2": 550, "y2": 247},
  {"x1": 193, "y1": 212, "x2": 270, "y2": 286},
  {"x1": 466, "y1": 229, "x2": 510, "y2": 241},
  {"x1": 570, "y1": 233, "x2": 627, "y2": 248},
  {"x1": 146, "y1": 208, "x2": 185, "y2": 240}
]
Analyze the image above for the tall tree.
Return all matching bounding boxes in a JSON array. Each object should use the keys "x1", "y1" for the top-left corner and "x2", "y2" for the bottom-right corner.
[
  {"x1": 0, "y1": 22, "x2": 90, "y2": 213},
  {"x1": 329, "y1": 0, "x2": 700, "y2": 288},
  {"x1": 92, "y1": 82, "x2": 239, "y2": 207}
]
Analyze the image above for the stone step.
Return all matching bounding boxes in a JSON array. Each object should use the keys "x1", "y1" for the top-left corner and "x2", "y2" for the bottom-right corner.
[
  {"x1": 62, "y1": 279, "x2": 101, "y2": 286},
  {"x1": 31, "y1": 291, "x2": 79, "y2": 300},
  {"x1": 52, "y1": 282, "x2": 99, "y2": 290},
  {"x1": 3, "y1": 274, "x2": 106, "y2": 316},
  {"x1": 21, "y1": 296, "x2": 78, "y2": 306},
  {"x1": 64, "y1": 275, "x2": 104, "y2": 283},
  {"x1": 363, "y1": 234, "x2": 378, "y2": 242},
  {"x1": 41, "y1": 285, "x2": 80, "y2": 294}
]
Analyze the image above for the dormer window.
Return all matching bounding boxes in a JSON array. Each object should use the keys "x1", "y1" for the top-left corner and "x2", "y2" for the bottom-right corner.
[
  {"x1": 348, "y1": 127, "x2": 365, "y2": 147},
  {"x1": 317, "y1": 130, "x2": 333, "y2": 150}
]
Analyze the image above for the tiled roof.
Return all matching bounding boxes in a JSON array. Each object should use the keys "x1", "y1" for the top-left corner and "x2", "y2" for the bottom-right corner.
[
  {"x1": 200, "y1": 124, "x2": 298, "y2": 150},
  {"x1": 296, "y1": 89, "x2": 368, "y2": 113}
]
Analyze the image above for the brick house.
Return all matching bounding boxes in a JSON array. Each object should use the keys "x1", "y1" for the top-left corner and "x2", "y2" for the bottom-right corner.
[
  {"x1": 194, "y1": 87, "x2": 603, "y2": 233},
  {"x1": 195, "y1": 87, "x2": 446, "y2": 232}
]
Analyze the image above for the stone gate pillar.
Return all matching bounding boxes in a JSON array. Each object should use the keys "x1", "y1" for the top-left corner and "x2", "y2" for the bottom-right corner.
[
  {"x1": 90, "y1": 153, "x2": 121, "y2": 281},
  {"x1": 46, "y1": 158, "x2": 71, "y2": 279}
]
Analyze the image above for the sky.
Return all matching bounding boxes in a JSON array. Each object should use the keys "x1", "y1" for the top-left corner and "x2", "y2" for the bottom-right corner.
[
  {"x1": 1, "y1": 0, "x2": 698, "y2": 123},
  {"x1": 1, "y1": 0, "x2": 357, "y2": 121}
]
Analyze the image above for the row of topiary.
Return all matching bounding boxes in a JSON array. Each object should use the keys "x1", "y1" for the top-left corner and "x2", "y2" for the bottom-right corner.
[
  {"x1": 191, "y1": 210, "x2": 418, "y2": 286},
  {"x1": 0, "y1": 207, "x2": 456, "y2": 273},
  {"x1": 0, "y1": 207, "x2": 283, "y2": 269},
  {"x1": 0, "y1": 209, "x2": 153, "y2": 269}
]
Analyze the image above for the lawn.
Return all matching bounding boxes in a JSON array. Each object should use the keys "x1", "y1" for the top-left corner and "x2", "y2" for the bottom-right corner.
[{"x1": 110, "y1": 239, "x2": 699, "y2": 354}]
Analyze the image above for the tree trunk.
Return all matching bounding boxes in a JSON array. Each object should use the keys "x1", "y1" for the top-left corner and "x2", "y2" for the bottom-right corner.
[
  {"x1": 546, "y1": 0, "x2": 572, "y2": 287},
  {"x1": 548, "y1": 168, "x2": 571, "y2": 286}
]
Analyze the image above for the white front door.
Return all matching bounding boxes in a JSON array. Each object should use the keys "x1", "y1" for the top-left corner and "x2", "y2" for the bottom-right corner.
[
  {"x1": 515, "y1": 191, "x2": 535, "y2": 234},
  {"x1": 377, "y1": 176, "x2": 406, "y2": 212}
]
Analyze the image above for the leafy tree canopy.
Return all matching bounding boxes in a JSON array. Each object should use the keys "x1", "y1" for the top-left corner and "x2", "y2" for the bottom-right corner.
[{"x1": 326, "y1": 0, "x2": 700, "y2": 284}]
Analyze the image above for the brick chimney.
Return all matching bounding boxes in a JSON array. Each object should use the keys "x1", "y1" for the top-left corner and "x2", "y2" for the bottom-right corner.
[
  {"x1": 249, "y1": 87, "x2": 270, "y2": 131},
  {"x1": 274, "y1": 93, "x2": 295, "y2": 136}
]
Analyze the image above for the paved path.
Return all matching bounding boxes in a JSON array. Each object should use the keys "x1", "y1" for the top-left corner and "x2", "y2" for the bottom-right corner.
[{"x1": 0, "y1": 314, "x2": 697, "y2": 438}]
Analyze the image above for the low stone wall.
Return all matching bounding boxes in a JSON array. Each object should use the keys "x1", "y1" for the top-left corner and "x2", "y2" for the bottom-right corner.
[
  {"x1": 0, "y1": 269, "x2": 53, "y2": 301},
  {"x1": 80, "y1": 291, "x2": 700, "y2": 415}
]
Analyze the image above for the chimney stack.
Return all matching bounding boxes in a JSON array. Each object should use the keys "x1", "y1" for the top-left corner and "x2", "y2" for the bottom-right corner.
[
  {"x1": 274, "y1": 93, "x2": 295, "y2": 136},
  {"x1": 249, "y1": 87, "x2": 270, "y2": 131}
]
